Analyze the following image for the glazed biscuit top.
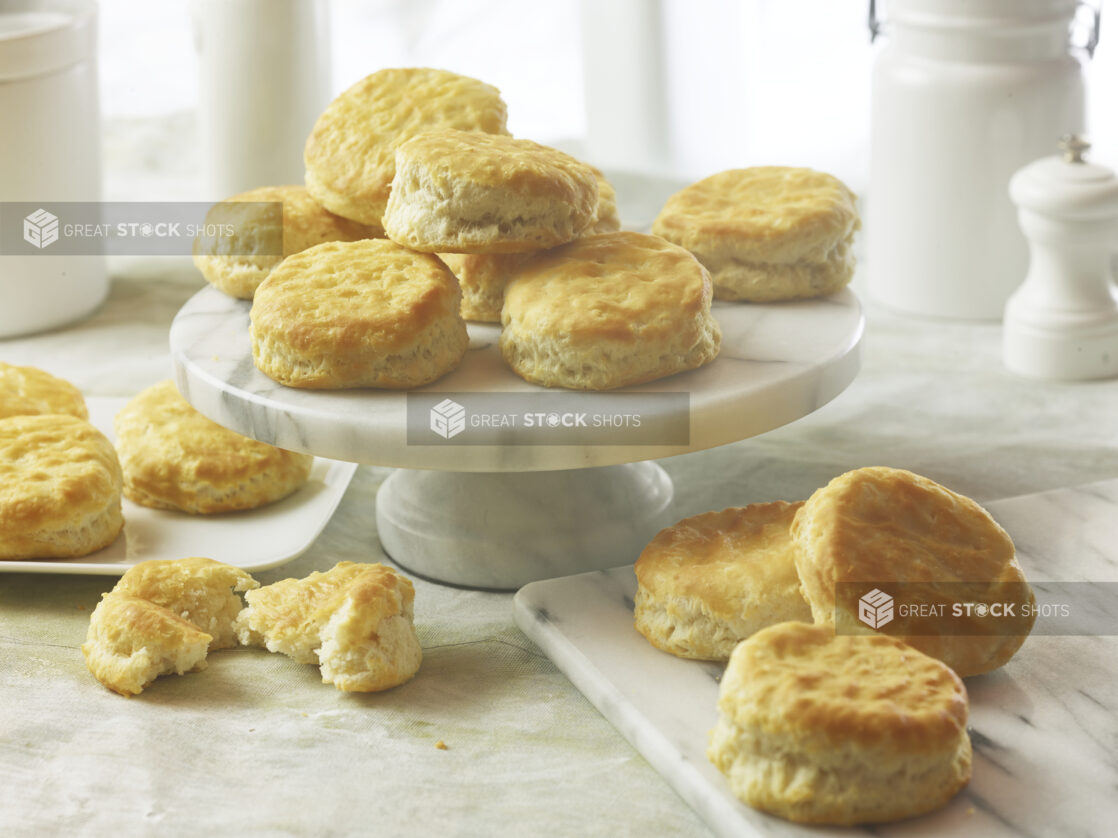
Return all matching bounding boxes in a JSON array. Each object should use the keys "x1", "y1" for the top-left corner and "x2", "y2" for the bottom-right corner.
[
  {"x1": 653, "y1": 167, "x2": 860, "y2": 264},
  {"x1": 0, "y1": 362, "x2": 88, "y2": 420},
  {"x1": 502, "y1": 232, "x2": 714, "y2": 346},
  {"x1": 720, "y1": 622, "x2": 969, "y2": 751},
  {"x1": 792, "y1": 466, "x2": 1018, "y2": 587},
  {"x1": 393, "y1": 130, "x2": 599, "y2": 208},
  {"x1": 0, "y1": 414, "x2": 121, "y2": 527},
  {"x1": 635, "y1": 502, "x2": 804, "y2": 618},
  {"x1": 304, "y1": 68, "x2": 509, "y2": 208},
  {"x1": 251, "y1": 239, "x2": 461, "y2": 354}
]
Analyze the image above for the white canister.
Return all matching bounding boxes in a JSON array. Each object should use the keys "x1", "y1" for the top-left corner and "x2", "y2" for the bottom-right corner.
[
  {"x1": 867, "y1": 0, "x2": 1092, "y2": 320},
  {"x1": 0, "y1": 0, "x2": 106, "y2": 338},
  {"x1": 192, "y1": 0, "x2": 331, "y2": 200}
]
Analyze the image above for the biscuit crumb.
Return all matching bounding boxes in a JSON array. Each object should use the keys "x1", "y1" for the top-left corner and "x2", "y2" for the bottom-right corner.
[
  {"x1": 435, "y1": 740, "x2": 448, "y2": 750},
  {"x1": 967, "y1": 807, "x2": 976, "y2": 816}
]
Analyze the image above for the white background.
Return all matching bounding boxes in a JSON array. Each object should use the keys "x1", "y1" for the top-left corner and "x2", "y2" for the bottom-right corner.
[{"x1": 98, "y1": 0, "x2": 1116, "y2": 197}]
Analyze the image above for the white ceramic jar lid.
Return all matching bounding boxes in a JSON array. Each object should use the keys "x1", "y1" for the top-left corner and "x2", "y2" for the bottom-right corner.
[
  {"x1": 886, "y1": 0, "x2": 1078, "y2": 26},
  {"x1": 0, "y1": 0, "x2": 96, "y2": 82}
]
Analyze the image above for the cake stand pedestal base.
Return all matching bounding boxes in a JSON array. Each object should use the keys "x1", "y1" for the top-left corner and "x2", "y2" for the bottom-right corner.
[{"x1": 375, "y1": 462, "x2": 674, "y2": 590}]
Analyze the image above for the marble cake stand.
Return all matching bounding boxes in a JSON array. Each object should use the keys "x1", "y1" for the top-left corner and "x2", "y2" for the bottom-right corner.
[{"x1": 169, "y1": 285, "x2": 862, "y2": 588}]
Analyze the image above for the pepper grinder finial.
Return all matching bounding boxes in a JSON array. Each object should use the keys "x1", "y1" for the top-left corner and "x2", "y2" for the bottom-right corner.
[{"x1": 1059, "y1": 134, "x2": 1091, "y2": 164}]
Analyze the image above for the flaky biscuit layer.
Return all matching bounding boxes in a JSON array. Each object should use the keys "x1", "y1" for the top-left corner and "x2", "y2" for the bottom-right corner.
[
  {"x1": 193, "y1": 185, "x2": 379, "y2": 300},
  {"x1": 708, "y1": 621, "x2": 971, "y2": 825},
  {"x1": 500, "y1": 232, "x2": 721, "y2": 390},
  {"x1": 653, "y1": 167, "x2": 860, "y2": 302},
  {"x1": 634, "y1": 502, "x2": 811, "y2": 661},
  {"x1": 250, "y1": 239, "x2": 468, "y2": 389},
  {"x1": 304, "y1": 68, "x2": 509, "y2": 227},
  {"x1": 114, "y1": 381, "x2": 313, "y2": 514},
  {"x1": 384, "y1": 130, "x2": 599, "y2": 255},
  {"x1": 0, "y1": 414, "x2": 122, "y2": 559},
  {"x1": 791, "y1": 466, "x2": 1035, "y2": 677}
]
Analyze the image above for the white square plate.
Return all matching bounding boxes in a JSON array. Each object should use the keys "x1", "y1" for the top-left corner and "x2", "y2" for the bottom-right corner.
[{"x1": 0, "y1": 397, "x2": 357, "y2": 575}]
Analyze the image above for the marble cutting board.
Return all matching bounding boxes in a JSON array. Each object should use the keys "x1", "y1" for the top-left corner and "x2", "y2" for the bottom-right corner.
[{"x1": 512, "y1": 479, "x2": 1118, "y2": 838}]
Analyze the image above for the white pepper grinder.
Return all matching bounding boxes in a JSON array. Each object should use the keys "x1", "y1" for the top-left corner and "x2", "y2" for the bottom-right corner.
[{"x1": 1003, "y1": 136, "x2": 1118, "y2": 380}]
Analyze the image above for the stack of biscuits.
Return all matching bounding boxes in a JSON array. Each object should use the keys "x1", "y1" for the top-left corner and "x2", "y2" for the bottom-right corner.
[
  {"x1": 196, "y1": 66, "x2": 859, "y2": 392},
  {"x1": 0, "y1": 362, "x2": 123, "y2": 561},
  {"x1": 633, "y1": 466, "x2": 1036, "y2": 826}
]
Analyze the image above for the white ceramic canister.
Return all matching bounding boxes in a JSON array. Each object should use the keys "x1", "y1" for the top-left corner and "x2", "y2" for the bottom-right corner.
[
  {"x1": 192, "y1": 0, "x2": 331, "y2": 199},
  {"x1": 0, "y1": 0, "x2": 107, "y2": 338},
  {"x1": 867, "y1": 0, "x2": 1093, "y2": 320}
]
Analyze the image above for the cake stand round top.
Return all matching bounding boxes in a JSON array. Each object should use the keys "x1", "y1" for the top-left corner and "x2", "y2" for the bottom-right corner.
[{"x1": 169, "y1": 283, "x2": 862, "y2": 472}]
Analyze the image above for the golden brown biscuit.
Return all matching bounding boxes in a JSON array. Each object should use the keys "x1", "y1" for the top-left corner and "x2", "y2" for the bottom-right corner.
[
  {"x1": 634, "y1": 502, "x2": 812, "y2": 661},
  {"x1": 500, "y1": 231, "x2": 721, "y2": 389},
  {"x1": 112, "y1": 557, "x2": 259, "y2": 650},
  {"x1": 250, "y1": 239, "x2": 468, "y2": 389},
  {"x1": 82, "y1": 593, "x2": 213, "y2": 697},
  {"x1": 441, "y1": 168, "x2": 622, "y2": 322},
  {"x1": 234, "y1": 562, "x2": 422, "y2": 692},
  {"x1": 383, "y1": 130, "x2": 599, "y2": 254},
  {"x1": 0, "y1": 414, "x2": 122, "y2": 559},
  {"x1": 0, "y1": 362, "x2": 88, "y2": 420},
  {"x1": 652, "y1": 167, "x2": 860, "y2": 302},
  {"x1": 708, "y1": 622, "x2": 971, "y2": 825},
  {"x1": 587, "y1": 167, "x2": 621, "y2": 236},
  {"x1": 304, "y1": 68, "x2": 509, "y2": 228},
  {"x1": 193, "y1": 185, "x2": 379, "y2": 300},
  {"x1": 114, "y1": 380, "x2": 313, "y2": 514},
  {"x1": 791, "y1": 466, "x2": 1035, "y2": 677}
]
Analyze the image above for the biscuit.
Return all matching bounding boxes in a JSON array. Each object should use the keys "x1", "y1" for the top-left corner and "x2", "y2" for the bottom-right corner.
[
  {"x1": 634, "y1": 502, "x2": 812, "y2": 661},
  {"x1": 111, "y1": 557, "x2": 259, "y2": 650},
  {"x1": 250, "y1": 239, "x2": 468, "y2": 389},
  {"x1": 708, "y1": 621, "x2": 971, "y2": 825},
  {"x1": 193, "y1": 185, "x2": 379, "y2": 300},
  {"x1": 0, "y1": 414, "x2": 123, "y2": 559},
  {"x1": 500, "y1": 231, "x2": 721, "y2": 389},
  {"x1": 304, "y1": 68, "x2": 509, "y2": 228},
  {"x1": 234, "y1": 562, "x2": 422, "y2": 692},
  {"x1": 587, "y1": 167, "x2": 621, "y2": 236},
  {"x1": 441, "y1": 168, "x2": 622, "y2": 322},
  {"x1": 0, "y1": 362, "x2": 88, "y2": 420},
  {"x1": 652, "y1": 167, "x2": 859, "y2": 302},
  {"x1": 114, "y1": 380, "x2": 313, "y2": 514},
  {"x1": 383, "y1": 130, "x2": 599, "y2": 254},
  {"x1": 791, "y1": 466, "x2": 1035, "y2": 677},
  {"x1": 82, "y1": 593, "x2": 213, "y2": 697}
]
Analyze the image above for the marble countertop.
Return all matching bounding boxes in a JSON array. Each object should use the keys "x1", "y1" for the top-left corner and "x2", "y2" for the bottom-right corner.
[
  {"x1": 4, "y1": 257, "x2": 1117, "y2": 836},
  {"x1": 3, "y1": 126, "x2": 1118, "y2": 834}
]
